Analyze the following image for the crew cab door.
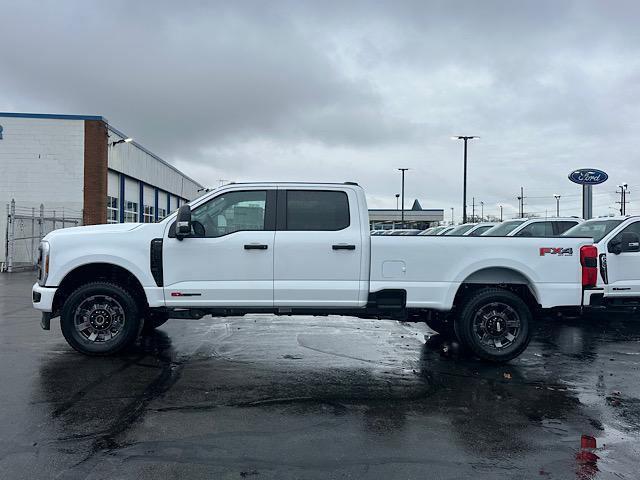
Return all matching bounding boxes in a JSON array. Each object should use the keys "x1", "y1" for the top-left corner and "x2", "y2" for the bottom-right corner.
[
  {"x1": 604, "y1": 221, "x2": 640, "y2": 298},
  {"x1": 162, "y1": 189, "x2": 276, "y2": 307},
  {"x1": 273, "y1": 188, "x2": 363, "y2": 307}
]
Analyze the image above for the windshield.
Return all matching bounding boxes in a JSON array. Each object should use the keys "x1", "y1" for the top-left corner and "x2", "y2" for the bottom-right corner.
[
  {"x1": 561, "y1": 219, "x2": 623, "y2": 242},
  {"x1": 482, "y1": 220, "x2": 526, "y2": 236},
  {"x1": 445, "y1": 224, "x2": 476, "y2": 236}
]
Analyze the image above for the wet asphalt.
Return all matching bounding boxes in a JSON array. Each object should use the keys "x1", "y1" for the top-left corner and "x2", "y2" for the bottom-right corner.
[{"x1": 1, "y1": 272, "x2": 640, "y2": 479}]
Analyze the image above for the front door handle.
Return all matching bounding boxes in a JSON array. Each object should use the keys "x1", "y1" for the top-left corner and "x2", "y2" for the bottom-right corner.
[
  {"x1": 332, "y1": 244, "x2": 356, "y2": 250},
  {"x1": 244, "y1": 244, "x2": 268, "y2": 250}
]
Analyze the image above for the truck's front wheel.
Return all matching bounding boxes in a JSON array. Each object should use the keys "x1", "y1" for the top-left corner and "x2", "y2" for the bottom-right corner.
[
  {"x1": 60, "y1": 282, "x2": 141, "y2": 356},
  {"x1": 454, "y1": 288, "x2": 531, "y2": 363}
]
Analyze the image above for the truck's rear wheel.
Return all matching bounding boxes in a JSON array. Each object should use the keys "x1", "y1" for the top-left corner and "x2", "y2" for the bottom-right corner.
[
  {"x1": 454, "y1": 288, "x2": 531, "y2": 363},
  {"x1": 60, "y1": 282, "x2": 141, "y2": 356}
]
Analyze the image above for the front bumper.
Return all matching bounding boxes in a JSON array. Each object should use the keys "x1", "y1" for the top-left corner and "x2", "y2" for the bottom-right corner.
[{"x1": 32, "y1": 282, "x2": 57, "y2": 313}]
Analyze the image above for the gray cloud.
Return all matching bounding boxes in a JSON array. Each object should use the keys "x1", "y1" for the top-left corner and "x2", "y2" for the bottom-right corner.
[{"x1": 1, "y1": 0, "x2": 639, "y2": 218}]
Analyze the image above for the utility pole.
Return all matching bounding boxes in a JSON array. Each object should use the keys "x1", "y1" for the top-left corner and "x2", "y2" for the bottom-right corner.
[
  {"x1": 517, "y1": 186, "x2": 525, "y2": 218},
  {"x1": 553, "y1": 194, "x2": 561, "y2": 217},
  {"x1": 398, "y1": 168, "x2": 409, "y2": 228},
  {"x1": 395, "y1": 194, "x2": 400, "y2": 210},
  {"x1": 480, "y1": 201, "x2": 484, "y2": 222},
  {"x1": 471, "y1": 197, "x2": 475, "y2": 223},
  {"x1": 452, "y1": 136, "x2": 479, "y2": 224},
  {"x1": 617, "y1": 184, "x2": 630, "y2": 215}
]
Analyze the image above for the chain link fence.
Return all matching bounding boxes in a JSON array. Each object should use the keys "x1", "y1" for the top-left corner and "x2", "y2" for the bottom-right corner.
[{"x1": 2, "y1": 199, "x2": 82, "y2": 272}]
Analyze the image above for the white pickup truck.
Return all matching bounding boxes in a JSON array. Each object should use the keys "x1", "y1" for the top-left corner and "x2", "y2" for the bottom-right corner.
[
  {"x1": 562, "y1": 217, "x2": 640, "y2": 309},
  {"x1": 32, "y1": 182, "x2": 596, "y2": 362}
]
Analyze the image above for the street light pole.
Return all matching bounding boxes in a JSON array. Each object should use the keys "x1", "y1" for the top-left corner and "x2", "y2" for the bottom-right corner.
[
  {"x1": 471, "y1": 197, "x2": 475, "y2": 223},
  {"x1": 553, "y1": 194, "x2": 561, "y2": 217},
  {"x1": 498, "y1": 204, "x2": 503, "y2": 222},
  {"x1": 480, "y1": 201, "x2": 484, "y2": 221},
  {"x1": 398, "y1": 168, "x2": 409, "y2": 228},
  {"x1": 452, "y1": 136, "x2": 479, "y2": 224},
  {"x1": 617, "y1": 184, "x2": 629, "y2": 215}
]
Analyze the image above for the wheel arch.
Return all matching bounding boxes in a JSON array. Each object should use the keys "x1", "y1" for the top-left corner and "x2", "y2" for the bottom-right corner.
[
  {"x1": 53, "y1": 263, "x2": 148, "y2": 315},
  {"x1": 453, "y1": 267, "x2": 540, "y2": 310}
]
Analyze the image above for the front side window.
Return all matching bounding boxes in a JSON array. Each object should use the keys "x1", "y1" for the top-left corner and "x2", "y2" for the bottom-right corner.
[
  {"x1": 191, "y1": 190, "x2": 266, "y2": 237},
  {"x1": 469, "y1": 225, "x2": 493, "y2": 236},
  {"x1": 515, "y1": 221, "x2": 553, "y2": 237},
  {"x1": 612, "y1": 221, "x2": 640, "y2": 243},
  {"x1": 286, "y1": 190, "x2": 349, "y2": 231},
  {"x1": 445, "y1": 224, "x2": 476, "y2": 236},
  {"x1": 483, "y1": 220, "x2": 526, "y2": 236}
]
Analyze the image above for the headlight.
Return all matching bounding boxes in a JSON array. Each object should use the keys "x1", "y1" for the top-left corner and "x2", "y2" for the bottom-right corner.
[{"x1": 37, "y1": 241, "x2": 50, "y2": 286}]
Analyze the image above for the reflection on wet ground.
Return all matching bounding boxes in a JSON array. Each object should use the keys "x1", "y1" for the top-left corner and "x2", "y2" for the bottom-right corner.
[{"x1": 1, "y1": 272, "x2": 640, "y2": 479}]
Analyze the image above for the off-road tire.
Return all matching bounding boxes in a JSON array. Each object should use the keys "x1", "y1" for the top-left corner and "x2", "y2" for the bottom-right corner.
[
  {"x1": 454, "y1": 287, "x2": 532, "y2": 363},
  {"x1": 60, "y1": 282, "x2": 141, "y2": 356}
]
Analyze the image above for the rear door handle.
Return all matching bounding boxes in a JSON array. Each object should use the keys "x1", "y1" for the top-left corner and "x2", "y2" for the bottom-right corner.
[
  {"x1": 244, "y1": 244, "x2": 268, "y2": 250},
  {"x1": 332, "y1": 244, "x2": 356, "y2": 250}
]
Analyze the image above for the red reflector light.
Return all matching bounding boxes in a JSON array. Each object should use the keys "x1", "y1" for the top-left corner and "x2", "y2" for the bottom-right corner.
[{"x1": 580, "y1": 245, "x2": 598, "y2": 288}]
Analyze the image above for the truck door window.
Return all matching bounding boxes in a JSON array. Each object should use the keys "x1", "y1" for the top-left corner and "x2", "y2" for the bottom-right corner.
[
  {"x1": 516, "y1": 222, "x2": 552, "y2": 237},
  {"x1": 612, "y1": 221, "x2": 640, "y2": 246},
  {"x1": 285, "y1": 190, "x2": 350, "y2": 231},
  {"x1": 191, "y1": 190, "x2": 267, "y2": 237},
  {"x1": 554, "y1": 221, "x2": 579, "y2": 235}
]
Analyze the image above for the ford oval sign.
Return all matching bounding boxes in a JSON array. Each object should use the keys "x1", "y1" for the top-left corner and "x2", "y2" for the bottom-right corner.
[{"x1": 568, "y1": 169, "x2": 608, "y2": 185}]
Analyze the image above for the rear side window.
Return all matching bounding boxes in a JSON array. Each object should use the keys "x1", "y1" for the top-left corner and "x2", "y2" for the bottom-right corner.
[
  {"x1": 515, "y1": 221, "x2": 553, "y2": 237},
  {"x1": 555, "y1": 221, "x2": 579, "y2": 235},
  {"x1": 286, "y1": 190, "x2": 350, "y2": 231}
]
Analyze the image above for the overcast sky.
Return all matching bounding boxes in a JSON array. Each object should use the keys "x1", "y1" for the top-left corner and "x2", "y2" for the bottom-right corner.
[{"x1": 1, "y1": 0, "x2": 638, "y2": 221}]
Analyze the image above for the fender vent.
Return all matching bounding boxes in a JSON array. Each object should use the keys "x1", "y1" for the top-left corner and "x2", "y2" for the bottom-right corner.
[{"x1": 150, "y1": 238, "x2": 164, "y2": 286}]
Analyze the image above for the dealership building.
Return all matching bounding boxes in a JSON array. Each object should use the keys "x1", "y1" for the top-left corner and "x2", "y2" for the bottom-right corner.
[{"x1": 0, "y1": 112, "x2": 203, "y2": 269}]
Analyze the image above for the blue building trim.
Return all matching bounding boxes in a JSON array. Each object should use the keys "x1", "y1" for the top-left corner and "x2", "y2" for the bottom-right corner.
[
  {"x1": 167, "y1": 194, "x2": 171, "y2": 215},
  {"x1": 0, "y1": 112, "x2": 106, "y2": 122},
  {"x1": 119, "y1": 174, "x2": 125, "y2": 223},
  {"x1": 154, "y1": 188, "x2": 159, "y2": 222},
  {"x1": 139, "y1": 182, "x2": 144, "y2": 223}
]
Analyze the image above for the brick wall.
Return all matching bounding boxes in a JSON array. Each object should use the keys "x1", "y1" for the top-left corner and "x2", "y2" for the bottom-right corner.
[{"x1": 83, "y1": 120, "x2": 108, "y2": 225}]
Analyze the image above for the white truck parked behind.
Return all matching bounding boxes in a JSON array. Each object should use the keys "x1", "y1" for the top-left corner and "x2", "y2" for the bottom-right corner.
[
  {"x1": 33, "y1": 182, "x2": 596, "y2": 362},
  {"x1": 563, "y1": 217, "x2": 640, "y2": 309}
]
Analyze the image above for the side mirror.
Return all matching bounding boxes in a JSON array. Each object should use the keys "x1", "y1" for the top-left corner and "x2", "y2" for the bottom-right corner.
[
  {"x1": 621, "y1": 231, "x2": 640, "y2": 253},
  {"x1": 175, "y1": 205, "x2": 192, "y2": 240}
]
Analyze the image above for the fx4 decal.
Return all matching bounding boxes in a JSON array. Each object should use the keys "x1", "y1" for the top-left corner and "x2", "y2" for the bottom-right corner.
[{"x1": 539, "y1": 247, "x2": 573, "y2": 256}]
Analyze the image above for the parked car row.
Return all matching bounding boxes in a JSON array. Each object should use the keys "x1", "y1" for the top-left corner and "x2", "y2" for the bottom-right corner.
[{"x1": 371, "y1": 217, "x2": 583, "y2": 238}]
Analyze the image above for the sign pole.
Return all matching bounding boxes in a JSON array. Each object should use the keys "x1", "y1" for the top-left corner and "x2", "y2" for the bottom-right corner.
[{"x1": 582, "y1": 185, "x2": 593, "y2": 220}]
